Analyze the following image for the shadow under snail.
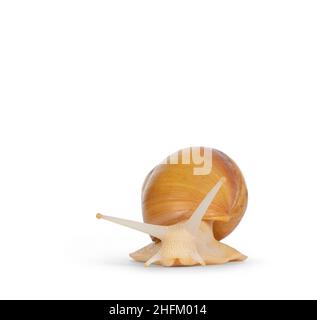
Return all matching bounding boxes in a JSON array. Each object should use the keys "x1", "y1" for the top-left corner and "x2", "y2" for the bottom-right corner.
[{"x1": 96, "y1": 147, "x2": 248, "y2": 267}]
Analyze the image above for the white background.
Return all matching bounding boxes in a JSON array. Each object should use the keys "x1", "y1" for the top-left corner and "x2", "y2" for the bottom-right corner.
[{"x1": 0, "y1": 1, "x2": 317, "y2": 300}]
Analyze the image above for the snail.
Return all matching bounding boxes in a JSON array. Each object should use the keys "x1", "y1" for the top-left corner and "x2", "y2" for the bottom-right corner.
[{"x1": 96, "y1": 147, "x2": 248, "y2": 267}]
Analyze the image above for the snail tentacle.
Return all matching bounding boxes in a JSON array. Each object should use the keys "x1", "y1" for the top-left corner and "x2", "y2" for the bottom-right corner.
[
  {"x1": 144, "y1": 252, "x2": 161, "y2": 267},
  {"x1": 190, "y1": 250, "x2": 206, "y2": 266},
  {"x1": 96, "y1": 213, "x2": 168, "y2": 240},
  {"x1": 185, "y1": 177, "x2": 226, "y2": 233}
]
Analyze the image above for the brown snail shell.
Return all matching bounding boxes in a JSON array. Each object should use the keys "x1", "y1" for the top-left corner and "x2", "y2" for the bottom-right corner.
[{"x1": 142, "y1": 147, "x2": 248, "y2": 241}]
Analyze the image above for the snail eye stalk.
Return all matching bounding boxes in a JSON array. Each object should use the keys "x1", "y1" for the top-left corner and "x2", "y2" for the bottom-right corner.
[
  {"x1": 96, "y1": 214, "x2": 168, "y2": 240},
  {"x1": 185, "y1": 177, "x2": 226, "y2": 233}
]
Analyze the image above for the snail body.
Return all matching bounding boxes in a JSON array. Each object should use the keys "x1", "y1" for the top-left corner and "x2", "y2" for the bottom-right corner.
[{"x1": 97, "y1": 147, "x2": 248, "y2": 267}]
